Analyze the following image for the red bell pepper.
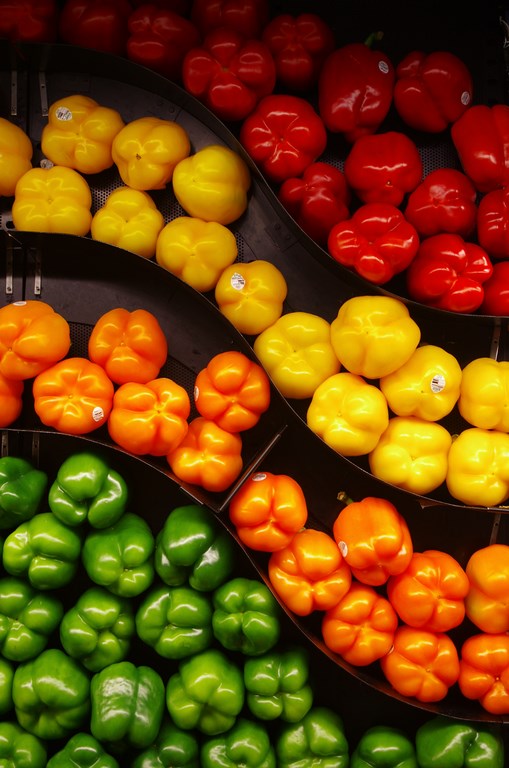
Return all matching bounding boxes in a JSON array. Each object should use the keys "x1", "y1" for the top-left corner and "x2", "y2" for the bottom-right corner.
[
  {"x1": 126, "y1": 5, "x2": 200, "y2": 82},
  {"x1": 404, "y1": 168, "x2": 478, "y2": 239},
  {"x1": 393, "y1": 50, "x2": 473, "y2": 133},
  {"x1": 278, "y1": 161, "x2": 350, "y2": 246},
  {"x1": 190, "y1": 0, "x2": 269, "y2": 39},
  {"x1": 239, "y1": 93, "x2": 328, "y2": 185},
  {"x1": 476, "y1": 186, "x2": 509, "y2": 260},
  {"x1": 343, "y1": 131, "x2": 422, "y2": 207},
  {"x1": 405, "y1": 233, "x2": 493, "y2": 313},
  {"x1": 327, "y1": 202, "x2": 420, "y2": 285},
  {"x1": 182, "y1": 27, "x2": 276, "y2": 122},
  {"x1": 451, "y1": 104, "x2": 509, "y2": 193},
  {"x1": 318, "y1": 35, "x2": 395, "y2": 143},
  {"x1": 0, "y1": 0, "x2": 58, "y2": 42},
  {"x1": 480, "y1": 261, "x2": 509, "y2": 316},
  {"x1": 58, "y1": 0, "x2": 133, "y2": 56},
  {"x1": 261, "y1": 13, "x2": 335, "y2": 92}
]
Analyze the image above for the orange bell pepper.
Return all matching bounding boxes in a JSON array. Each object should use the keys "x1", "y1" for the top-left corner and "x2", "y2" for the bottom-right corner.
[
  {"x1": 0, "y1": 300, "x2": 71, "y2": 380},
  {"x1": 0, "y1": 117, "x2": 33, "y2": 197},
  {"x1": 458, "y1": 632, "x2": 509, "y2": 714},
  {"x1": 88, "y1": 307, "x2": 168, "y2": 385},
  {"x1": 464, "y1": 543, "x2": 509, "y2": 633},
  {"x1": 32, "y1": 356, "x2": 114, "y2": 435},
  {"x1": 228, "y1": 471, "x2": 308, "y2": 552},
  {"x1": 194, "y1": 350, "x2": 271, "y2": 433},
  {"x1": 0, "y1": 372, "x2": 23, "y2": 427},
  {"x1": 321, "y1": 582, "x2": 399, "y2": 666},
  {"x1": 332, "y1": 495, "x2": 413, "y2": 586},
  {"x1": 380, "y1": 625, "x2": 460, "y2": 702},
  {"x1": 107, "y1": 377, "x2": 191, "y2": 457},
  {"x1": 386, "y1": 549, "x2": 469, "y2": 633},
  {"x1": 166, "y1": 416, "x2": 243, "y2": 493},
  {"x1": 268, "y1": 528, "x2": 351, "y2": 616}
]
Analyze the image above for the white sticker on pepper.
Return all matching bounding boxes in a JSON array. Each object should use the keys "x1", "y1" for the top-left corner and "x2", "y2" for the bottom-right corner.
[
  {"x1": 55, "y1": 107, "x2": 73, "y2": 121},
  {"x1": 92, "y1": 407, "x2": 104, "y2": 422},
  {"x1": 430, "y1": 374, "x2": 446, "y2": 393},
  {"x1": 230, "y1": 272, "x2": 246, "y2": 291},
  {"x1": 378, "y1": 60, "x2": 390, "y2": 74},
  {"x1": 252, "y1": 473, "x2": 266, "y2": 482},
  {"x1": 338, "y1": 541, "x2": 348, "y2": 557}
]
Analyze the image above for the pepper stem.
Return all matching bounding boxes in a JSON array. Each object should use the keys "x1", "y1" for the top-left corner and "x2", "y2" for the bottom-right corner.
[
  {"x1": 337, "y1": 491, "x2": 354, "y2": 505},
  {"x1": 364, "y1": 31, "x2": 384, "y2": 47}
]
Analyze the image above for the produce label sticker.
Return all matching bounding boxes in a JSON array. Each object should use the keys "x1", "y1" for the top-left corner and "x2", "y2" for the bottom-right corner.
[
  {"x1": 430, "y1": 374, "x2": 446, "y2": 393},
  {"x1": 461, "y1": 91, "x2": 471, "y2": 105},
  {"x1": 378, "y1": 60, "x2": 390, "y2": 74},
  {"x1": 92, "y1": 407, "x2": 104, "y2": 422},
  {"x1": 230, "y1": 272, "x2": 246, "y2": 291},
  {"x1": 55, "y1": 106, "x2": 73, "y2": 121},
  {"x1": 338, "y1": 540, "x2": 348, "y2": 557},
  {"x1": 252, "y1": 473, "x2": 266, "y2": 482}
]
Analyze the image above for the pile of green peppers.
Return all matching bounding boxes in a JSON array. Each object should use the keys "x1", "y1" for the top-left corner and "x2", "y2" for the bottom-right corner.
[{"x1": 0, "y1": 451, "x2": 505, "y2": 767}]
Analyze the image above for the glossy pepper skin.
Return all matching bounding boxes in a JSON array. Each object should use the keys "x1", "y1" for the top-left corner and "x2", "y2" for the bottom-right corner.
[
  {"x1": 459, "y1": 633, "x2": 509, "y2": 714},
  {"x1": 477, "y1": 186, "x2": 509, "y2": 260},
  {"x1": 0, "y1": 455, "x2": 47, "y2": 530},
  {"x1": 404, "y1": 168, "x2": 477, "y2": 240},
  {"x1": 0, "y1": 371, "x2": 23, "y2": 427},
  {"x1": 0, "y1": 0, "x2": 58, "y2": 43},
  {"x1": 415, "y1": 715, "x2": 504, "y2": 768},
  {"x1": 481, "y1": 260, "x2": 509, "y2": 315},
  {"x1": 131, "y1": 719, "x2": 200, "y2": 768},
  {"x1": 191, "y1": 0, "x2": 269, "y2": 39},
  {"x1": 58, "y1": 0, "x2": 132, "y2": 57},
  {"x1": 0, "y1": 575, "x2": 63, "y2": 661},
  {"x1": 91, "y1": 187, "x2": 165, "y2": 259},
  {"x1": 244, "y1": 646, "x2": 313, "y2": 723},
  {"x1": 451, "y1": 104, "x2": 509, "y2": 194},
  {"x1": 0, "y1": 657, "x2": 13, "y2": 715},
  {"x1": 464, "y1": 543, "x2": 509, "y2": 633},
  {"x1": 350, "y1": 725, "x2": 418, "y2": 768},
  {"x1": 459, "y1": 357, "x2": 509, "y2": 431},
  {"x1": 0, "y1": 721, "x2": 46, "y2": 767},
  {"x1": 276, "y1": 706, "x2": 349, "y2": 768},
  {"x1": 0, "y1": 117, "x2": 33, "y2": 196},
  {"x1": 445, "y1": 427, "x2": 509, "y2": 507},
  {"x1": 46, "y1": 732, "x2": 119, "y2": 768},
  {"x1": 201, "y1": 717, "x2": 276, "y2": 768}
]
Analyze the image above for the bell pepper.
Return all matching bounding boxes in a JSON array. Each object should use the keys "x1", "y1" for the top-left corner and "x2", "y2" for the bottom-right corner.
[
  {"x1": 91, "y1": 187, "x2": 165, "y2": 259},
  {"x1": 90, "y1": 661, "x2": 165, "y2": 748},
  {"x1": 253, "y1": 311, "x2": 341, "y2": 400},
  {"x1": 13, "y1": 647, "x2": 90, "y2": 740},
  {"x1": 182, "y1": 27, "x2": 276, "y2": 123},
  {"x1": 0, "y1": 721, "x2": 46, "y2": 767},
  {"x1": 275, "y1": 706, "x2": 349, "y2": 768},
  {"x1": 131, "y1": 720, "x2": 200, "y2": 768},
  {"x1": 481, "y1": 260, "x2": 509, "y2": 315},
  {"x1": 350, "y1": 725, "x2": 418, "y2": 768},
  {"x1": 0, "y1": 372, "x2": 23, "y2": 427},
  {"x1": 201, "y1": 717, "x2": 276, "y2": 768},
  {"x1": 0, "y1": 117, "x2": 33, "y2": 197},
  {"x1": 445, "y1": 426, "x2": 509, "y2": 507},
  {"x1": 3, "y1": 511, "x2": 82, "y2": 590},
  {"x1": 393, "y1": 50, "x2": 473, "y2": 133},
  {"x1": 244, "y1": 646, "x2": 313, "y2": 723},
  {"x1": 386, "y1": 549, "x2": 469, "y2": 633},
  {"x1": 327, "y1": 202, "x2": 420, "y2": 285},
  {"x1": 58, "y1": 0, "x2": 133, "y2": 56},
  {"x1": 135, "y1": 583, "x2": 213, "y2": 659},
  {"x1": 0, "y1": 299, "x2": 71, "y2": 380},
  {"x1": 166, "y1": 647, "x2": 245, "y2": 734},
  {"x1": 306, "y1": 371, "x2": 389, "y2": 457},
  {"x1": 278, "y1": 161, "x2": 351, "y2": 246},
  {"x1": 415, "y1": 715, "x2": 505, "y2": 768},
  {"x1": 190, "y1": 0, "x2": 269, "y2": 39},
  {"x1": 32, "y1": 356, "x2": 114, "y2": 435},
  {"x1": 268, "y1": 528, "x2": 351, "y2": 616},
  {"x1": 330, "y1": 295, "x2": 421, "y2": 380},
  {"x1": 459, "y1": 357, "x2": 509, "y2": 431},
  {"x1": 0, "y1": 657, "x2": 13, "y2": 715},
  {"x1": 0, "y1": 0, "x2": 58, "y2": 43},
  {"x1": 458, "y1": 632, "x2": 509, "y2": 714},
  {"x1": 451, "y1": 103, "x2": 509, "y2": 193},
  {"x1": 343, "y1": 132, "x2": 423, "y2": 207},
  {"x1": 228, "y1": 470, "x2": 308, "y2": 552},
  {"x1": 111, "y1": 115, "x2": 191, "y2": 191},
  {"x1": 404, "y1": 168, "x2": 478, "y2": 240},
  {"x1": 0, "y1": 455, "x2": 47, "y2": 530},
  {"x1": 155, "y1": 216, "x2": 238, "y2": 292},
  {"x1": 172, "y1": 144, "x2": 251, "y2": 225},
  {"x1": 194, "y1": 350, "x2": 271, "y2": 432},
  {"x1": 88, "y1": 307, "x2": 168, "y2": 386},
  {"x1": 0, "y1": 575, "x2": 63, "y2": 661},
  {"x1": 46, "y1": 732, "x2": 119, "y2": 768},
  {"x1": 379, "y1": 343, "x2": 462, "y2": 422},
  {"x1": 47, "y1": 451, "x2": 128, "y2": 529},
  {"x1": 212, "y1": 576, "x2": 281, "y2": 655},
  {"x1": 108, "y1": 376, "x2": 191, "y2": 456},
  {"x1": 332, "y1": 495, "x2": 413, "y2": 586},
  {"x1": 368, "y1": 415, "x2": 452, "y2": 495},
  {"x1": 154, "y1": 503, "x2": 235, "y2": 591},
  {"x1": 321, "y1": 581, "x2": 398, "y2": 667},
  {"x1": 59, "y1": 586, "x2": 135, "y2": 672},
  {"x1": 82, "y1": 511, "x2": 155, "y2": 598},
  {"x1": 239, "y1": 94, "x2": 327, "y2": 185},
  {"x1": 318, "y1": 37, "x2": 395, "y2": 143},
  {"x1": 464, "y1": 543, "x2": 509, "y2": 633},
  {"x1": 476, "y1": 186, "x2": 509, "y2": 260}
]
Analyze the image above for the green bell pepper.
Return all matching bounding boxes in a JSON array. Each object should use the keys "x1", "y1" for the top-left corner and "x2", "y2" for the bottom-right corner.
[
  {"x1": 415, "y1": 715, "x2": 505, "y2": 768},
  {"x1": 0, "y1": 656, "x2": 14, "y2": 715},
  {"x1": 0, "y1": 721, "x2": 47, "y2": 767},
  {"x1": 46, "y1": 732, "x2": 120, "y2": 768},
  {"x1": 12, "y1": 647, "x2": 90, "y2": 740},
  {"x1": 135, "y1": 583, "x2": 213, "y2": 659},
  {"x1": 166, "y1": 647, "x2": 245, "y2": 735},
  {"x1": 131, "y1": 719, "x2": 200, "y2": 768},
  {"x1": 48, "y1": 451, "x2": 128, "y2": 529},
  {"x1": 0, "y1": 575, "x2": 63, "y2": 661},
  {"x1": 0, "y1": 455, "x2": 47, "y2": 530},
  {"x1": 244, "y1": 646, "x2": 313, "y2": 722},
  {"x1": 59, "y1": 585, "x2": 135, "y2": 672},
  {"x1": 82, "y1": 512, "x2": 155, "y2": 597},
  {"x1": 201, "y1": 717, "x2": 276, "y2": 768},
  {"x1": 276, "y1": 706, "x2": 350, "y2": 768},
  {"x1": 90, "y1": 660, "x2": 165, "y2": 749},
  {"x1": 212, "y1": 576, "x2": 281, "y2": 656},
  {"x1": 155, "y1": 504, "x2": 235, "y2": 591},
  {"x1": 2, "y1": 512, "x2": 82, "y2": 589},
  {"x1": 351, "y1": 725, "x2": 418, "y2": 768}
]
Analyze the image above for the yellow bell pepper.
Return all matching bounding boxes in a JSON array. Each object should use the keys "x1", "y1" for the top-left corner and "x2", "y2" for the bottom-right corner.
[
  {"x1": 458, "y1": 357, "x2": 509, "y2": 432},
  {"x1": 41, "y1": 93, "x2": 125, "y2": 175},
  {"x1": 253, "y1": 311, "x2": 341, "y2": 399},
  {"x1": 0, "y1": 118, "x2": 33, "y2": 197},
  {"x1": 379, "y1": 344, "x2": 462, "y2": 422},
  {"x1": 368, "y1": 415, "x2": 452, "y2": 495},
  {"x1": 172, "y1": 144, "x2": 251, "y2": 225},
  {"x1": 91, "y1": 186, "x2": 164, "y2": 259},
  {"x1": 306, "y1": 371, "x2": 389, "y2": 456},
  {"x1": 12, "y1": 166, "x2": 92, "y2": 236},
  {"x1": 155, "y1": 216, "x2": 238, "y2": 292},
  {"x1": 214, "y1": 260, "x2": 288, "y2": 336},
  {"x1": 330, "y1": 295, "x2": 421, "y2": 380},
  {"x1": 446, "y1": 427, "x2": 509, "y2": 507},
  {"x1": 111, "y1": 116, "x2": 191, "y2": 191}
]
